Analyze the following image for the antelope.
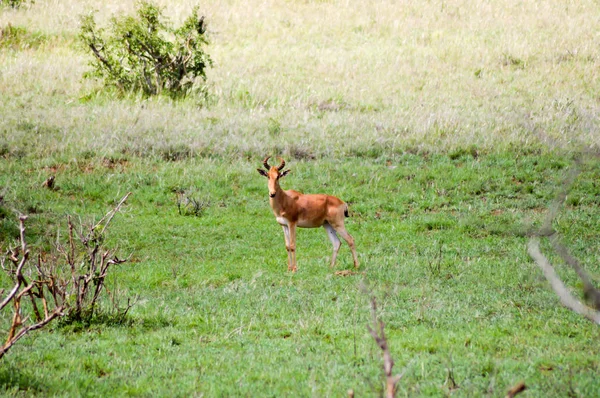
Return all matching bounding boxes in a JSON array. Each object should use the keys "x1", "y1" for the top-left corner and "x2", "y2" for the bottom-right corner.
[{"x1": 257, "y1": 156, "x2": 359, "y2": 272}]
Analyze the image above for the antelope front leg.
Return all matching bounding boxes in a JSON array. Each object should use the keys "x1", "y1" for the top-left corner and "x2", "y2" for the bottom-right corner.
[
  {"x1": 281, "y1": 225, "x2": 293, "y2": 271},
  {"x1": 289, "y1": 223, "x2": 298, "y2": 272}
]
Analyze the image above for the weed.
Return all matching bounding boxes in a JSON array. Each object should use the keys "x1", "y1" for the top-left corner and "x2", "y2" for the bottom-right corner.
[{"x1": 176, "y1": 190, "x2": 210, "y2": 217}]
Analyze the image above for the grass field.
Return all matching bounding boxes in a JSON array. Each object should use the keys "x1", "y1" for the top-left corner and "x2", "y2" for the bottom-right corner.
[{"x1": 1, "y1": 0, "x2": 600, "y2": 396}]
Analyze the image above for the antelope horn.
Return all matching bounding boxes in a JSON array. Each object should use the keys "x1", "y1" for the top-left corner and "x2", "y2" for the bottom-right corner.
[
  {"x1": 276, "y1": 157, "x2": 286, "y2": 171},
  {"x1": 262, "y1": 156, "x2": 271, "y2": 171}
]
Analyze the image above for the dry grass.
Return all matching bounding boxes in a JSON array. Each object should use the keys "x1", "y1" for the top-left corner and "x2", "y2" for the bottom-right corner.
[{"x1": 1, "y1": 0, "x2": 599, "y2": 157}]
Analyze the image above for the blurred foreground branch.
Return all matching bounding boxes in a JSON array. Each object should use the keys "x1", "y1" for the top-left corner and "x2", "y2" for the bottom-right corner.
[
  {"x1": 527, "y1": 156, "x2": 600, "y2": 324},
  {"x1": 367, "y1": 297, "x2": 408, "y2": 398}
]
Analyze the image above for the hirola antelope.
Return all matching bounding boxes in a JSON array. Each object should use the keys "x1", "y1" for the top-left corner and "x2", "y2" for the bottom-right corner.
[{"x1": 257, "y1": 156, "x2": 359, "y2": 272}]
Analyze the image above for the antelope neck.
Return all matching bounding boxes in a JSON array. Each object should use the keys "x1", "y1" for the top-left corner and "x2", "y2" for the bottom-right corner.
[{"x1": 269, "y1": 184, "x2": 293, "y2": 215}]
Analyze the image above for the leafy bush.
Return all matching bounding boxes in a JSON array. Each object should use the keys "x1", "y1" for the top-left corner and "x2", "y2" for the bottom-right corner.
[{"x1": 79, "y1": 1, "x2": 212, "y2": 97}]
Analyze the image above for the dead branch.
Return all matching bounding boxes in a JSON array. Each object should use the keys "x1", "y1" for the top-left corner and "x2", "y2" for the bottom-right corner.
[
  {"x1": 0, "y1": 216, "x2": 65, "y2": 360},
  {"x1": 505, "y1": 381, "x2": 527, "y2": 398},
  {"x1": 550, "y1": 236, "x2": 600, "y2": 310},
  {"x1": 1, "y1": 304, "x2": 64, "y2": 360},
  {"x1": 528, "y1": 239, "x2": 600, "y2": 324},
  {"x1": 1, "y1": 193, "x2": 133, "y2": 361},
  {"x1": 527, "y1": 157, "x2": 600, "y2": 324},
  {"x1": 59, "y1": 192, "x2": 131, "y2": 321},
  {"x1": 89, "y1": 43, "x2": 114, "y2": 73},
  {"x1": 93, "y1": 192, "x2": 131, "y2": 236},
  {"x1": 367, "y1": 297, "x2": 405, "y2": 398},
  {"x1": 0, "y1": 216, "x2": 29, "y2": 312}
]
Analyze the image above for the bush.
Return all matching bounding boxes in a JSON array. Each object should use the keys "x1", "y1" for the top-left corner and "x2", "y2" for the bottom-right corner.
[
  {"x1": 79, "y1": 1, "x2": 212, "y2": 98},
  {"x1": 0, "y1": 194, "x2": 132, "y2": 360}
]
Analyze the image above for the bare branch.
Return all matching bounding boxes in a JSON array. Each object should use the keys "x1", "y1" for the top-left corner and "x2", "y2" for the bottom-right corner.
[
  {"x1": 0, "y1": 305, "x2": 64, "y2": 360},
  {"x1": 527, "y1": 156, "x2": 600, "y2": 324},
  {"x1": 0, "y1": 216, "x2": 66, "y2": 360},
  {"x1": 550, "y1": 236, "x2": 600, "y2": 310},
  {"x1": 0, "y1": 216, "x2": 29, "y2": 311},
  {"x1": 1, "y1": 195, "x2": 133, "y2": 361},
  {"x1": 89, "y1": 43, "x2": 114, "y2": 72},
  {"x1": 528, "y1": 239, "x2": 600, "y2": 324},
  {"x1": 367, "y1": 297, "x2": 405, "y2": 398},
  {"x1": 93, "y1": 192, "x2": 131, "y2": 236}
]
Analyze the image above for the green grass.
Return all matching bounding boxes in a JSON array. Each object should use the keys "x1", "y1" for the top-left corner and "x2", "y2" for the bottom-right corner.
[
  {"x1": 0, "y1": 153, "x2": 599, "y2": 396},
  {"x1": 1, "y1": 0, "x2": 600, "y2": 396}
]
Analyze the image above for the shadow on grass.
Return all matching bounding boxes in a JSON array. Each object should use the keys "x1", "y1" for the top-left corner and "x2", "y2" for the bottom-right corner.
[{"x1": 57, "y1": 312, "x2": 175, "y2": 334}]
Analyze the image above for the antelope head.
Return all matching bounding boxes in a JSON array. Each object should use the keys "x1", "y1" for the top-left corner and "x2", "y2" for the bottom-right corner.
[{"x1": 257, "y1": 156, "x2": 291, "y2": 198}]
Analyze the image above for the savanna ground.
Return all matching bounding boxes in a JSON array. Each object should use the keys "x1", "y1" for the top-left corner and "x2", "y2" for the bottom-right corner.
[{"x1": 1, "y1": 0, "x2": 599, "y2": 396}]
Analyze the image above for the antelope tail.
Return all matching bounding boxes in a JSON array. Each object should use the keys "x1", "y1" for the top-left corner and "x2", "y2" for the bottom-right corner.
[{"x1": 344, "y1": 204, "x2": 350, "y2": 218}]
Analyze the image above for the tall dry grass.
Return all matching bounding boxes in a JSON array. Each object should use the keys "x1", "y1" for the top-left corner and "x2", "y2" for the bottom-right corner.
[{"x1": 1, "y1": 0, "x2": 599, "y2": 158}]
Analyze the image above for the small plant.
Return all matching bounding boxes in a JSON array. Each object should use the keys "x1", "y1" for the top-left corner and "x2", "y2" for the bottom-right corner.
[
  {"x1": 425, "y1": 241, "x2": 444, "y2": 278},
  {"x1": 79, "y1": 1, "x2": 212, "y2": 97},
  {"x1": 176, "y1": 190, "x2": 210, "y2": 217}
]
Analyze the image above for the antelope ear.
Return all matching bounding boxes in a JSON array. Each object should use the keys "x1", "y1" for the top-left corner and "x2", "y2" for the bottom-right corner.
[
  {"x1": 279, "y1": 169, "x2": 291, "y2": 179},
  {"x1": 257, "y1": 169, "x2": 268, "y2": 178}
]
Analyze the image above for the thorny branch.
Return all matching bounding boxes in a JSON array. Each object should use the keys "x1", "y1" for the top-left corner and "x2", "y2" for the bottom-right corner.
[{"x1": 527, "y1": 156, "x2": 600, "y2": 324}]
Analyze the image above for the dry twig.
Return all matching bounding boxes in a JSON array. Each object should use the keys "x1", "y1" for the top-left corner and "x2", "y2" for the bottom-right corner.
[
  {"x1": 0, "y1": 216, "x2": 66, "y2": 360},
  {"x1": 505, "y1": 381, "x2": 527, "y2": 398},
  {"x1": 367, "y1": 297, "x2": 407, "y2": 398},
  {"x1": 527, "y1": 157, "x2": 600, "y2": 324},
  {"x1": 528, "y1": 239, "x2": 600, "y2": 324}
]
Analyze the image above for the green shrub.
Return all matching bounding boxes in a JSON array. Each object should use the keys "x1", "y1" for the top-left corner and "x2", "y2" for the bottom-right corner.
[{"x1": 79, "y1": 1, "x2": 212, "y2": 97}]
